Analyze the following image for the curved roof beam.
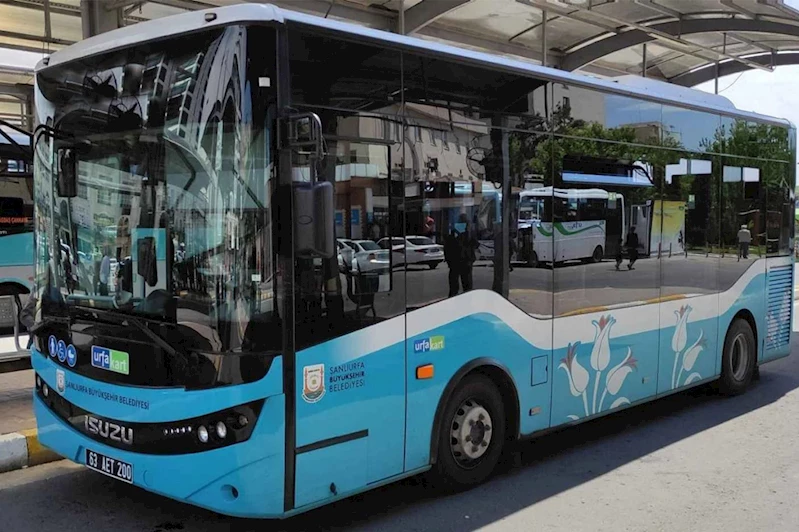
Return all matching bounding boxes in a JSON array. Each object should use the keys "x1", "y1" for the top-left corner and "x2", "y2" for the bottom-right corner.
[
  {"x1": 561, "y1": 17, "x2": 799, "y2": 72},
  {"x1": 669, "y1": 51, "x2": 799, "y2": 86},
  {"x1": 403, "y1": 0, "x2": 473, "y2": 34}
]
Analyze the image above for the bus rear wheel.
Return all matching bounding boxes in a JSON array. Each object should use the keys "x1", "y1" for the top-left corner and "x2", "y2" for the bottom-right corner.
[
  {"x1": 718, "y1": 319, "x2": 756, "y2": 396},
  {"x1": 591, "y1": 245, "x2": 603, "y2": 263},
  {"x1": 432, "y1": 374, "x2": 506, "y2": 490}
]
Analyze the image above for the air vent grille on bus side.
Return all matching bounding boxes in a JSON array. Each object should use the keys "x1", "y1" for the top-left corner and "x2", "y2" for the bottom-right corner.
[{"x1": 766, "y1": 264, "x2": 792, "y2": 352}]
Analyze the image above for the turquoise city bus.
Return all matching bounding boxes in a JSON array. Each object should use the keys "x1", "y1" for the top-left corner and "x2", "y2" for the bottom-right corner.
[
  {"x1": 0, "y1": 120, "x2": 34, "y2": 328},
  {"x1": 30, "y1": 5, "x2": 794, "y2": 519}
]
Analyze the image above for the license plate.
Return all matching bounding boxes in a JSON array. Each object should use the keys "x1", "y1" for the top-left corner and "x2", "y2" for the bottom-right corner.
[{"x1": 85, "y1": 449, "x2": 133, "y2": 484}]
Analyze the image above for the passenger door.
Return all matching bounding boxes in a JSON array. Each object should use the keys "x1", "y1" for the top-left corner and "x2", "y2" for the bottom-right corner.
[{"x1": 286, "y1": 28, "x2": 408, "y2": 510}]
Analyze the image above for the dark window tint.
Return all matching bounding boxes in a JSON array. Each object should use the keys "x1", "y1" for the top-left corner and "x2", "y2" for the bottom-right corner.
[{"x1": 287, "y1": 30, "x2": 406, "y2": 350}]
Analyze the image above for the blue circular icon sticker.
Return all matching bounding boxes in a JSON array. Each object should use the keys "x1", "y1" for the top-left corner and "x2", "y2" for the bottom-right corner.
[
  {"x1": 66, "y1": 344, "x2": 77, "y2": 368},
  {"x1": 57, "y1": 340, "x2": 67, "y2": 363},
  {"x1": 48, "y1": 336, "x2": 58, "y2": 358}
]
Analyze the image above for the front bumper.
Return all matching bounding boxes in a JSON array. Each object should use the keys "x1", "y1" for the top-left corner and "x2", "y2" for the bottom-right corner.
[{"x1": 32, "y1": 356, "x2": 287, "y2": 518}]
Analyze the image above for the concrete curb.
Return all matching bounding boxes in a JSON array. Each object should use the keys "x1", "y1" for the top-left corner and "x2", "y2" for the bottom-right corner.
[{"x1": 0, "y1": 429, "x2": 60, "y2": 473}]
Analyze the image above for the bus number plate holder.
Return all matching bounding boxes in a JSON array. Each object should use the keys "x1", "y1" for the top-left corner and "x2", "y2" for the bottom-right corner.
[{"x1": 85, "y1": 449, "x2": 133, "y2": 484}]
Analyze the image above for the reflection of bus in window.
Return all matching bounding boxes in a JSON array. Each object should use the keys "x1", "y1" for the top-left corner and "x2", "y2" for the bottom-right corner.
[{"x1": 516, "y1": 187, "x2": 625, "y2": 266}]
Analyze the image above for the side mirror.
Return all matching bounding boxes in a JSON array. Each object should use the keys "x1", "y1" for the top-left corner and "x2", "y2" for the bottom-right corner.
[
  {"x1": 57, "y1": 147, "x2": 78, "y2": 198},
  {"x1": 281, "y1": 112, "x2": 323, "y2": 154},
  {"x1": 293, "y1": 181, "x2": 334, "y2": 259},
  {"x1": 136, "y1": 237, "x2": 158, "y2": 287}
]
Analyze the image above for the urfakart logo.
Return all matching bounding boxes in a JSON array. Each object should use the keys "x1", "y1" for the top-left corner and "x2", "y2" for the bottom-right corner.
[
  {"x1": 84, "y1": 415, "x2": 134, "y2": 445},
  {"x1": 413, "y1": 335, "x2": 445, "y2": 353}
]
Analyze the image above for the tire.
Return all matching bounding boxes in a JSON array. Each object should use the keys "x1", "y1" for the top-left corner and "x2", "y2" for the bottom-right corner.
[
  {"x1": 592, "y1": 245, "x2": 603, "y2": 263},
  {"x1": 718, "y1": 318, "x2": 756, "y2": 396},
  {"x1": 526, "y1": 251, "x2": 538, "y2": 268},
  {"x1": 428, "y1": 262, "x2": 439, "y2": 270},
  {"x1": 431, "y1": 374, "x2": 506, "y2": 490}
]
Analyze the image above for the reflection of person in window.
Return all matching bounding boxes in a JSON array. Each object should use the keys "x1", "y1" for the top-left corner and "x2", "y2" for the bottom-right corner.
[
  {"x1": 625, "y1": 227, "x2": 639, "y2": 270},
  {"x1": 63, "y1": 248, "x2": 74, "y2": 294},
  {"x1": 423, "y1": 214, "x2": 436, "y2": 242},
  {"x1": 737, "y1": 224, "x2": 752, "y2": 260},
  {"x1": 99, "y1": 247, "x2": 111, "y2": 296},
  {"x1": 444, "y1": 214, "x2": 479, "y2": 297}
]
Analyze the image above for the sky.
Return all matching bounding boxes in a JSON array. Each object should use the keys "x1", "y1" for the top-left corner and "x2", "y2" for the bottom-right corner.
[{"x1": 695, "y1": 66, "x2": 799, "y2": 127}]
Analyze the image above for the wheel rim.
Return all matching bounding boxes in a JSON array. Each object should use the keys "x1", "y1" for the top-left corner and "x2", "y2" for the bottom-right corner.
[
  {"x1": 730, "y1": 333, "x2": 750, "y2": 382},
  {"x1": 450, "y1": 399, "x2": 493, "y2": 469}
]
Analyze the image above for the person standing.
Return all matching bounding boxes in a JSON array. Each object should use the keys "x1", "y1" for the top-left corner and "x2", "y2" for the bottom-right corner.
[
  {"x1": 20, "y1": 291, "x2": 37, "y2": 349},
  {"x1": 444, "y1": 214, "x2": 479, "y2": 297},
  {"x1": 625, "y1": 226, "x2": 639, "y2": 270},
  {"x1": 62, "y1": 249, "x2": 74, "y2": 294},
  {"x1": 99, "y1": 246, "x2": 111, "y2": 296},
  {"x1": 737, "y1": 224, "x2": 752, "y2": 260}
]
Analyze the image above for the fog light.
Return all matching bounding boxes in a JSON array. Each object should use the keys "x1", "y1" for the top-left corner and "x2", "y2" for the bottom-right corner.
[
  {"x1": 42, "y1": 383, "x2": 49, "y2": 397},
  {"x1": 215, "y1": 421, "x2": 227, "y2": 439},
  {"x1": 237, "y1": 415, "x2": 248, "y2": 427},
  {"x1": 197, "y1": 425, "x2": 209, "y2": 443},
  {"x1": 35, "y1": 375, "x2": 41, "y2": 388}
]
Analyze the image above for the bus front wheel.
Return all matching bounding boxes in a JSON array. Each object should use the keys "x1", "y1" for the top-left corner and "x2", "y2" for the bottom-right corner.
[
  {"x1": 526, "y1": 251, "x2": 538, "y2": 268},
  {"x1": 432, "y1": 374, "x2": 506, "y2": 489},
  {"x1": 718, "y1": 318, "x2": 756, "y2": 396}
]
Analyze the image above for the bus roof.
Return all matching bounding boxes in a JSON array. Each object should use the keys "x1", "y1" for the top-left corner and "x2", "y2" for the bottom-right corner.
[
  {"x1": 520, "y1": 187, "x2": 615, "y2": 200},
  {"x1": 36, "y1": 4, "x2": 792, "y2": 130}
]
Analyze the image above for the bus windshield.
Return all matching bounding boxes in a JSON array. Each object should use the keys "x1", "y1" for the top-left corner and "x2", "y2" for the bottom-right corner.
[{"x1": 33, "y1": 26, "x2": 278, "y2": 356}]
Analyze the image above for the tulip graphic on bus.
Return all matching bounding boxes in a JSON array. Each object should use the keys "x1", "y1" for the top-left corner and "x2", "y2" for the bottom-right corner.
[
  {"x1": 559, "y1": 314, "x2": 637, "y2": 420},
  {"x1": 670, "y1": 305, "x2": 707, "y2": 389}
]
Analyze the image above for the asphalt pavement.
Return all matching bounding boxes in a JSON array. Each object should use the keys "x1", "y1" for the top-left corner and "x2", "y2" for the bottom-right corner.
[{"x1": 1, "y1": 304, "x2": 797, "y2": 532}]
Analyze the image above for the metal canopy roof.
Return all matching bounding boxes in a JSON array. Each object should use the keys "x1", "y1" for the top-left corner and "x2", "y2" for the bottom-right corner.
[{"x1": 4, "y1": 0, "x2": 799, "y2": 125}]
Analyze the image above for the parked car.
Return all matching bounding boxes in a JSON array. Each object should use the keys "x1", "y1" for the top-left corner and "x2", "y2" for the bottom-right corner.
[
  {"x1": 377, "y1": 236, "x2": 444, "y2": 269},
  {"x1": 336, "y1": 239, "x2": 354, "y2": 272},
  {"x1": 338, "y1": 239, "x2": 390, "y2": 274}
]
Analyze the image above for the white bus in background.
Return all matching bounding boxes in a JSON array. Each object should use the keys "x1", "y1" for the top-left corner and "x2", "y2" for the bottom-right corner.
[{"x1": 516, "y1": 187, "x2": 626, "y2": 267}]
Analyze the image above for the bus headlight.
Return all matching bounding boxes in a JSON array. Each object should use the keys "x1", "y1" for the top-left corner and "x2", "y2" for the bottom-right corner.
[
  {"x1": 197, "y1": 425, "x2": 209, "y2": 444},
  {"x1": 215, "y1": 421, "x2": 227, "y2": 440}
]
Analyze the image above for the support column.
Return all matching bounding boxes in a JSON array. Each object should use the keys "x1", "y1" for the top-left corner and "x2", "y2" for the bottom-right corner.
[
  {"x1": 541, "y1": 9, "x2": 548, "y2": 67},
  {"x1": 24, "y1": 90, "x2": 34, "y2": 132},
  {"x1": 642, "y1": 43, "x2": 647, "y2": 78},
  {"x1": 716, "y1": 33, "x2": 727, "y2": 95},
  {"x1": 80, "y1": 0, "x2": 121, "y2": 38},
  {"x1": 490, "y1": 115, "x2": 510, "y2": 298}
]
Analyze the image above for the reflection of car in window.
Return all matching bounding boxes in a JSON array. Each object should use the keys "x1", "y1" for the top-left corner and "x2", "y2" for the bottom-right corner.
[
  {"x1": 337, "y1": 238, "x2": 390, "y2": 273},
  {"x1": 378, "y1": 236, "x2": 444, "y2": 269}
]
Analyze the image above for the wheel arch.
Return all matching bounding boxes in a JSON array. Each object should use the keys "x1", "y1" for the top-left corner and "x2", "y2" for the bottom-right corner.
[
  {"x1": 729, "y1": 308, "x2": 758, "y2": 356},
  {"x1": 429, "y1": 357, "x2": 520, "y2": 464},
  {"x1": 0, "y1": 281, "x2": 31, "y2": 297}
]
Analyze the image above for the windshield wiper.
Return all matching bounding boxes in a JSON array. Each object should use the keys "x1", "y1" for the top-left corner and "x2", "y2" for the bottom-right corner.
[{"x1": 69, "y1": 306, "x2": 178, "y2": 359}]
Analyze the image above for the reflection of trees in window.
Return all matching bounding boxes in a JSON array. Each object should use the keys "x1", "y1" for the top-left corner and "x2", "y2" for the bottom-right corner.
[{"x1": 704, "y1": 120, "x2": 793, "y2": 255}]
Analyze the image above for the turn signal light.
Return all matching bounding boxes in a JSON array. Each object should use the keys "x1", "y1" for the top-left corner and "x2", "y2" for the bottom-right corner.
[{"x1": 416, "y1": 364, "x2": 434, "y2": 380}]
